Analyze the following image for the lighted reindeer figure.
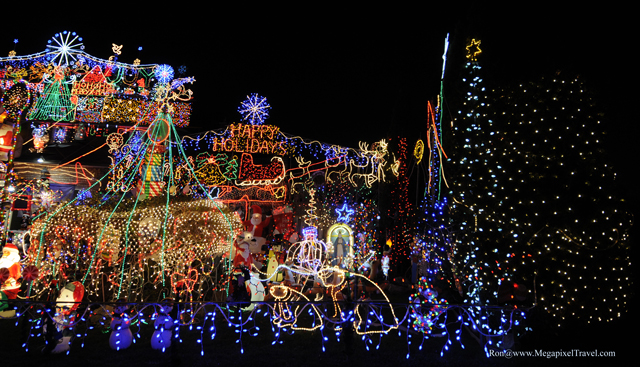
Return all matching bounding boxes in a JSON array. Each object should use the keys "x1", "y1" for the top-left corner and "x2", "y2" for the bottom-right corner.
[{"x1": 346, "y1": 140, "x2": 389, "y2": 188}]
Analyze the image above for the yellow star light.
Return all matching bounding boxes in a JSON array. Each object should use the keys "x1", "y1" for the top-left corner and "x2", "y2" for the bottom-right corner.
[{"x1": 466, "y1": 39, "x2": 482, "y2": 61}]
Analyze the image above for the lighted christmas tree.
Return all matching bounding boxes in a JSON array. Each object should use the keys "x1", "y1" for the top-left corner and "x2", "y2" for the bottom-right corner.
[
  {"x1": 27, "y1": 66, "x2": 75, "y2": 121},
  {"x1": 486, "y1": 73, "x2": 632, "y2": 326},
  {"x1": 447, "y1": 39, "x2": 632, "y2": 327},
  {"x1": 446, "y1": 39, "x2": 514, "y2": 308}
]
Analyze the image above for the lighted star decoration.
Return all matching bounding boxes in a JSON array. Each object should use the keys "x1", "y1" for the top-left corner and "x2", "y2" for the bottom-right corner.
[
  {"x1": 46, "y1": 31, "x2": 84, "y2": 66},
  {"x1": 238, "y1": 93, "x2": 271, "y2": 125},
  {"x1": 465, "y1": 39, "x2": 482, "y2": 62},
  {"x1": 335, "y1": 202, "x2": 354, "y2": 223}
]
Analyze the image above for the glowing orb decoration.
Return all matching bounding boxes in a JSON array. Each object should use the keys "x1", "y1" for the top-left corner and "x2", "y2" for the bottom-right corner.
[
  {"x1": 238, "y1": 93, "x2": 271, "y2": 125},
  {"x1": 46, "y1": 31, "x2": 84, "y2": 66},
  {"x1": 147, "y1": 115, "x2": 171, "y2": 143},
  {"x1": 154, "y1": 64, "x2": 175, "y2": 84},
  {"x1": 2, "y1": 82, "x2": 31, "y2": 120}
]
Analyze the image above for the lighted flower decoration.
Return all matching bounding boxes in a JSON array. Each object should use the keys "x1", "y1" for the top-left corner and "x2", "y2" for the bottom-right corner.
[
  {"x1": 238, "y1": 93, "x2": 271, "y2": 125},
  {"x1": 46, "y1": 31, "x2": 84, "y2": 66}
]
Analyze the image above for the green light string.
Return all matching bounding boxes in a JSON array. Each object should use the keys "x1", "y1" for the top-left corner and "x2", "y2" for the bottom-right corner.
[
  {"x1": 159, "y1": 113, "x2": 172, "y2": 289},
  {"x1": 81, "y1": 140, "x2": 153, "y2": 285},
  {"x1": 436, "y1": 34, "x2": 449, "y2": 202},
  {"x1": 31, "y1": 155, "x2": 135, "y2": 292},
  {"x1": 115, "y1": 138, "x2": 157, "y2": 298},
  {"x1": 170, "y1": 124, "x2": 239, "y2": 297}
]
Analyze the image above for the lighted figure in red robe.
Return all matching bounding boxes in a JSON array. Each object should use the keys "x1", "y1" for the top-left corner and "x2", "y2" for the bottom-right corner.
[
  {"x1": 233, "y1": 232, "x2": 256, "y2": 269},
  {"x1": 0, "y1": 243, "x2": 21, "y2": 306},
  {"x1": 272, "y1": 205, "x2": 296, "y2": 243},
  {"x1": 229, "y1": 232, "x2": 258, "y2": 303}
]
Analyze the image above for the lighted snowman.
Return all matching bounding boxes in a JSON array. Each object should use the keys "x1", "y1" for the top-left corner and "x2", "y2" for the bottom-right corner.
[
  {"x1": 151, "y1": 299, "x2": 174, "y2": 351},
  {"x1": 243, "y1": 270, "x2": 265, "y2": 312},
  {"x1": 109, "y1": 300, "x2": 133, "y2": 351}
]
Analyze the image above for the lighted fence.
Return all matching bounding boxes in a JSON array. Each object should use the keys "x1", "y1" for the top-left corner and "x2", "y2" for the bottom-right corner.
[{"x1": 0, "y1": 299, "x2": 527, "y2": 358}]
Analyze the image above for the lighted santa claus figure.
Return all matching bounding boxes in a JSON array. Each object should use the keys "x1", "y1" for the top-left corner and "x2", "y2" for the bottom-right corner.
[
  {"x1": 0, "y1": 242, "x2": 22, "y2": 312},
  {"x1": 243, "y1": 205, "x2": 272, "y2": 252},
  {"x1": 43, "y1": 281, "x2": 85, "y2": 354},
  {"x1": 232, "y1": 231, "x2": 257, "y2": 270},
  {"x1": 227, "y1": 231, "x2": 267, "y2": 307}
]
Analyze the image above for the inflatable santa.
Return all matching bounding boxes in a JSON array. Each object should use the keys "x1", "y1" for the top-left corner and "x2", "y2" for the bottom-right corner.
[
  {"x1": 233, "y1": 231, "x2": 256, "y2": 270},
  {"x1": 243, "y1": 205, "x2": 272, "y2": 252},
  {"x1": 0, "y1": 242, "x2": 21, "y2": 310},
  {"x1": 228, "y1": 232, "x2": 265, "y2": 305}
]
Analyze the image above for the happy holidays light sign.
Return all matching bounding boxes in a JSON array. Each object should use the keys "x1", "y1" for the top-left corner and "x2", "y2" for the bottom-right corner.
[{"x1": 209, "y1": 123, "x2": 289, "y2": 155}]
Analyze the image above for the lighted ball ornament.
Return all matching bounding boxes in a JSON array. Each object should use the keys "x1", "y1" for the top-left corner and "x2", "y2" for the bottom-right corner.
[{"x1": 154, "y1": 64, "x2": 175, "y2": 84}]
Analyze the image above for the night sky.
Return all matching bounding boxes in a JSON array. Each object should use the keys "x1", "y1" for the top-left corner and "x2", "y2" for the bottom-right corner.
[{"x1": 1, "y1": 6, "x2": 633, "y2": 197}]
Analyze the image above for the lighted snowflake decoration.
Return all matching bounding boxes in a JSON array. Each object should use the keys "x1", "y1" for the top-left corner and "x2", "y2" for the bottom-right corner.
[
  {"x1": 238, "y1": 93, "x2": 271, "y2": 125},
  {"x1": 46, "y1": 31, "x2": 84, "y2": 66},
  {"x1": 154, "y1": 64, "x2": 174, "y2": 84}
]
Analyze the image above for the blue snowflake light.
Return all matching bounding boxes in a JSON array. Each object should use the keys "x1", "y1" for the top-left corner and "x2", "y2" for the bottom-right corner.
[
  {"x1": 155, "y1": 64, "x2": 174, "y2": 84},
  {"x1": 238, "y1": 93, "x2": 271, "y2": 125}
]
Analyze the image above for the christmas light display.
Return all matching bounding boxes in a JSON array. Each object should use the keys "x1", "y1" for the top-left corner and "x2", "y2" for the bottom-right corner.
[
  {"x1": 0, "y1": 32, "x2": 630, "y2": 361},
  {"x1": 0, "y1": 31, "x2": 194, "y2": 134}
]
